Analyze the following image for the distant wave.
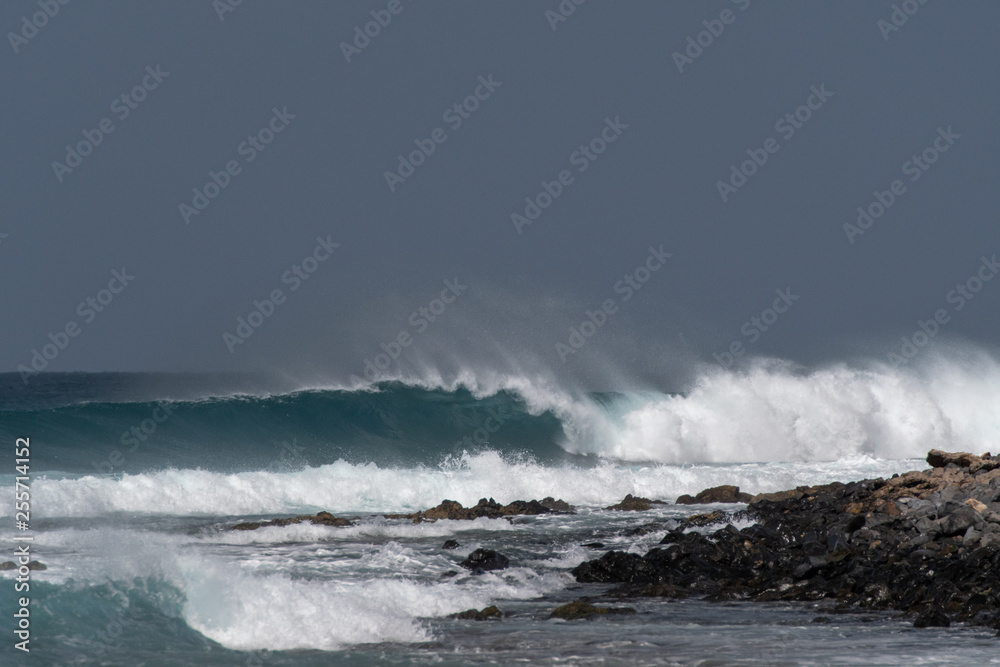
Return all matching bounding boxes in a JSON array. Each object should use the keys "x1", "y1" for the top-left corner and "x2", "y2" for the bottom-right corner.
[{"x1": 5, "y1": 347, "x2": 1000, "y2": 477}]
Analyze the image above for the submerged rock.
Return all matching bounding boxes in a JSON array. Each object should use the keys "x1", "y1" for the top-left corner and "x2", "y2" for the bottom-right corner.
[
  {"x1": 676, "y1": 485, "x2": 753, "y2": 504},
  {"x1": 449, "y1": 605, "x2": 503, "y2": 620},
  {"x1": 549, "y1": 601, "x2": 636, "y2": 620},
  {"x1": 230, "y1": 510, "x2": 354, "y2": 531},
  {"x1": 606, "y1": 494, "x2": 666, "y2": 511},
  {"x1": 460, "y1": 548, "x2": 510, "y2": 571},
  {"x1": 442, "y1": 539, "x2": 460, "y2": 549}
]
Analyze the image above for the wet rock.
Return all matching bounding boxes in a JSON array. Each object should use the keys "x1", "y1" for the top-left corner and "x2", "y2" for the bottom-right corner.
[
  {"x1": 460, "y1": 548, "x2": 510, "y2": 571},
  {"x1": 914, "y1": 606, "x2": 951, "y2": 628},
  {"x1": 676, "y1": 485, "x2": 753, "y2": 504},
  {"x1": 606, "y1": 494, "x2": 666, "y2": 511},
  {"x1": 450, "y1": 605, "x2": 503, "y2": 620},
  {"x1": 442, "y1": 539, "x2": 460, "y2": 549},
  {"x1": 583, "y1": 542, "x2": 605, "y2": 549},
  {"x1": 397, "y1": 497, "x2": 574, "y2": 523},
  {"x1": 549, "y1": 601, "x2": 636, "y2": 620},
  {"x1": 230, "y1": 511, "x2": 353, "y2": 531},
  {"x1": 540, "y1": 497, "x2": 575, "y2": 512},
  {"x1": 0, "y1": 561, "x2": 46, "y2": 571}
]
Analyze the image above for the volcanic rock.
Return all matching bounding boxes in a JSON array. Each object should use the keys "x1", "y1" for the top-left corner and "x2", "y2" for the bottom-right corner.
[
  {"x1": 230, "y1": 510, "x2": 353, "y2": 531},
  {"x1": 571, "y1": 451, "x2": 1000, "y2": 632},
  {"x1": 606, "y1": 494, "x2": 666, "y2": 511},
  {"x1": 460, "y1": 548, "x2": 510, "y2": 571},
  {"x1": 395, "y1": 497, "x2": 574, "y2": 523},
  {"x1": 676, "y1": 485, "x2": 753, "y2": 504},
  {"x1": 450, "y1": 605, "x2": 503, "y2": 620},
  {"x1": 549, "y1": 601, "x2": 636, "y2": 620}
]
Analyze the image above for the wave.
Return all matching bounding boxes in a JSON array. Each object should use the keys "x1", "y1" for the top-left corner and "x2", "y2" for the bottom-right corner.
[
  {"x1": 28, "y1": 450, "x2": 919, "y2": 518},
  {"x1": 5, "y1": 347, "x2": 1000, "y2": 476}
]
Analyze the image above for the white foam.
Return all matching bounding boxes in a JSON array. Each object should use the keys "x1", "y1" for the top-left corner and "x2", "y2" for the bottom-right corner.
[{"x1": 30, "y1": 450, "x2": 917, "y2": 518}]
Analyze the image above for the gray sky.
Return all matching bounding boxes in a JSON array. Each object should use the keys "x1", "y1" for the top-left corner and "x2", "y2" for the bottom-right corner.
[{"x1": 3, "y1": 1, "x2": 999, "y2": 387}]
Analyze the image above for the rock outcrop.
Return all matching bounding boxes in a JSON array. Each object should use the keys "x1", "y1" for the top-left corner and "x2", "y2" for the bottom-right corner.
[
  {"x1": 390, "y1": 497, "x2": 575, "y2": 523},
  {"x1": 605, "y1": 494, "x2": 666, "y2": 511},
  {"x1": 230, "y1": 511, "x2": 354, "y2": 531},
  {"x1": 460, "y1": 548, "x2": 510, "y2": 572},
  {"x1": 676, "y1": 485, "x2": 753, "y2": 504},
  {"x1": 573, "y1": 451, "x2": 1000, "y2": 631}
]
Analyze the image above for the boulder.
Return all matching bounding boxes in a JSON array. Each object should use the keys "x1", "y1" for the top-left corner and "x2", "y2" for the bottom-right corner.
[
  {"x1": 606, "y1": 494, "x2": 665, "y2": 511},
  {"x1": 442, "y1": 539, "x2": 460, "y2": 549},
  {"x1": 549, "y1": 601, "x2": 636, "y2": 620},
  {"x1": 460, "y1": 548, "x2": 510, "y2": 571},
  {"x1": 913, "y1": 606, "x2": 951, "y2": 628},
  {"x1": 677, "y1": 485, "x2": 752, "y2": 504},
  {"x1": 450, "y1": 605, "x2": 503, "y2": 620}
]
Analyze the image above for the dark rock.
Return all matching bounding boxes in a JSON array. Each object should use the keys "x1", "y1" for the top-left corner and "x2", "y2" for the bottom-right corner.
[
  {"x1": 394, "y1": 497, "x2": 574, "y2": 523},
  {"x1": 231, "y1": 510, "x2": 353, "y2": 531},
  {"x1": 450, "y1": 605, "x2": 503, "y2": 620},
  {"x1": 549, "y1": 601, "x2": 636, "y2": 620},
  {"x1": 460, "y1": 549, "x2": 510, "y2": 571},
  {"x1": 914, "y1": 606, "x2": 951, "y2": 628},
  {"x1": 927, "y1": 450, "x2": 979, "y2": 469},
  {"x1": 0, "y1": 561, "x2": 45, "y2": 571},
  {"x1": 540, "y1": 497, "x2": 575, "y2": 513},
  {"x1": 677, "y1": 485, "x2": 752, "y2": 504},
  {"x1": 570, "y1": 450, "x2": 1000, "y2": 635},
  {"x1": 606, "y1": 494, "x2": 666, "y2": 511},
  {"x1": 441, "y1": 570, "x2": 459, "y2": 578},
  {"x1": 583, "y1": 542, "x2": 605, "y2": 549},
  {"x1": 442, "y1": 539, "x2": 460, "y2": 549}
]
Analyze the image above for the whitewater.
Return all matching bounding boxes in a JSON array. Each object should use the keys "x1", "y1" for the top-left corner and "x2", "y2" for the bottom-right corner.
[{"x1": 4, "y1": 349, "x2": 1000, "y2": 664}]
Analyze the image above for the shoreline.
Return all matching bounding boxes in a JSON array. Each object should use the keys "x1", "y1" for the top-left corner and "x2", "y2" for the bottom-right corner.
[{"x1": 226, "y1": 449, "x2": 1000, "y2": 634}]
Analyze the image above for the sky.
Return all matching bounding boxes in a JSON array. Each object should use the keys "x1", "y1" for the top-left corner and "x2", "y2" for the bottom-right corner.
[{"x1": 3, "y1": 0, "x2": 999, "y2": 388}]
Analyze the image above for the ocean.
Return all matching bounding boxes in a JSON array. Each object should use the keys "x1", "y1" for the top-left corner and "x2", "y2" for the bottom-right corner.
[{"x1": 4, "y1": 355, "x2": 1000, "y2": 665}]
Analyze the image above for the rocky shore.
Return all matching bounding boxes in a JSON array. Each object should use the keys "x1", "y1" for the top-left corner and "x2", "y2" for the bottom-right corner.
[
  {"x1": 574, "y1": 449, "x2": 1000, "y2": 631},
  {"x1": 227, "y1": 450, "x2": 1000, "y2": 632}
]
